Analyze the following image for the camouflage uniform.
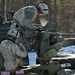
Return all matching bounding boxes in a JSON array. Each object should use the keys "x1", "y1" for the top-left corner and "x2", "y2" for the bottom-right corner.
[
  {"x1": 11, "y1": 6, "x2": 39, "y2": 30},
  {"x1": 0, "y1": 39, "x2": 27, "y2": 71}
]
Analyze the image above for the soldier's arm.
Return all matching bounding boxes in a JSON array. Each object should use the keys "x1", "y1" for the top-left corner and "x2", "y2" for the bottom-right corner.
[
  {"x1": 24, "y1": 7, "x2": 39, "y2": 30},
  {"x1": 13, "y1": 6, "x2": 41, "y2": 30},
  {"x1": 12, "y1": 44, "x2": 27, "y2": 57},
  {"x1": 24, "y1": 19, "x2": 39, "y2": 30}
]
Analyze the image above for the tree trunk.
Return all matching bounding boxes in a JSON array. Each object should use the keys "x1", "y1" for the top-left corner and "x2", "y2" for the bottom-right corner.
[
  {"x1": 47, "y1": 0, "x2": 52, "y2": 31},
  {"x1": 4, "y1": 0, "x2": 7, "y2": 21},
  {"x1": 8, "y1": 0, "x2": 12, "y2": 11},
  {"x1": 0, "y1": 0, "x2": 5, "y2": 17},
  {"x1": 54, "y1": 0, "x2": 57, "y2": 32}
]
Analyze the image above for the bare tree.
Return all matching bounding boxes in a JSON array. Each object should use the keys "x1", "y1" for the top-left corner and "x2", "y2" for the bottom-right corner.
[
  {"x1": 8, "y1": 0, "x2": 12, "y2": 11},
  {"x1": 0, "y1": 0, "x2": 4, "y2": 17},
  {"x1": 4, "y1": 0, "x2": 7, "y2": 21},
  {"x1": 54, "y1": 0, "x2": 57, "y2": 31}
]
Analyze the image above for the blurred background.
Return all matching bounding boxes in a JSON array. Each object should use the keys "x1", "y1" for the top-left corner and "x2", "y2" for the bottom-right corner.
[{"x1": 0, "y1": 0, "x2": 75, "y2": 33}]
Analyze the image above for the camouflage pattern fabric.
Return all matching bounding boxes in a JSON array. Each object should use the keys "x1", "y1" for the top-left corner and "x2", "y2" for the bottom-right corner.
[
  {"x1": 0, "y1": 40, "x2": 27, "y2": 71},
  {"x1": 12, "y1": 6, "x2": 39, "y2": 30}
]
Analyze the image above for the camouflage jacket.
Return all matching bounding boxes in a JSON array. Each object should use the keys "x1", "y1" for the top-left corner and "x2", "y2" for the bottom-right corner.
[
  {"x1": 11, "y1": 6, "x2": 39, "y2": 30},
  {"x1": 0, "y1": 39, "x2": 27, "y2": 71}
]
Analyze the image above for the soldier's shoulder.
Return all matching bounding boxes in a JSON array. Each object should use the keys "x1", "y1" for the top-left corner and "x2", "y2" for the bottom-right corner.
[
  {"x1": 22, "y1": 5, "x2": 36, "y2": 9},
  {"x1": 22, "y1": 5, "x2": 36, "y2": 12},
  {"x1": 1, "y1": 40, "x2": 7, "y2": 44}
]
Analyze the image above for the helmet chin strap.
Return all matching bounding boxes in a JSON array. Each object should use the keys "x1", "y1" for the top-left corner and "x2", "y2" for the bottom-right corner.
[{"x1": 7, "y1": 36, "x2": 16, "y2": 43}]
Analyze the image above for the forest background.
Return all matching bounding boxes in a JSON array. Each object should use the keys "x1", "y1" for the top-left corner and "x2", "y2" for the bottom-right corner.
[{"x1": 0, "y1": 0, "x2": 75, "y2": 33}]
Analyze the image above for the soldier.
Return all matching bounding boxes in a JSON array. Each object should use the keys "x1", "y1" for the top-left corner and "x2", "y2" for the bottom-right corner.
[
  {"x1": 0, "y1": 29, "x2": 27, "y2": 73},
  {"x1": 10, "y1": 3, "x2": 49, "y2": 30},
  {"x1": 10, "y1": 3, "x2": 49, "y2": 66}
]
